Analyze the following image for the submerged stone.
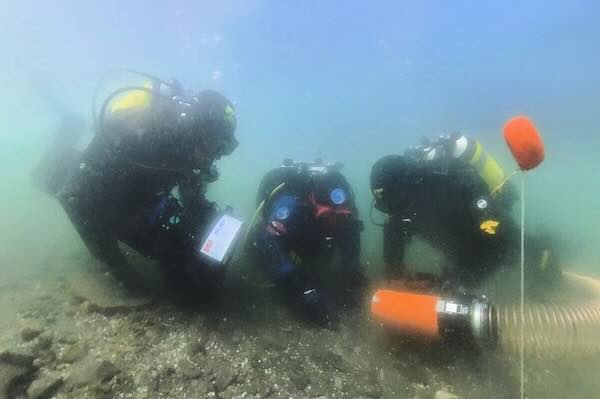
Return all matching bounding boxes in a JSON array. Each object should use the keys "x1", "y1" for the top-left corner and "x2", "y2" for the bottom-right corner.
[
  {"x1": 214, "y1": 366, "x2": 237, "y2": 392},
  {"x1": 59, "y1": 344, "x2": 86, "y2": 364},
  {"x1": 177, "y1": 358, "x2": 203, "y2": 380},
  {"x1": 20, "y1": 326, "x2": 43, "y2": 342},
  {"x1": 435, "y1": 390, "x2": 459, "y2": 399},
  {"x1": 68, "y1": 269, "x2": 152, "y2": 315},
  {"x1": 0, "y1": 351, "x2": 35, "y2": 399},
  {"x1": 32, "y1": 334, "x2": 53, "y2": 353},
  {"x1": 26, "y1": 374, "x2": 63, "y2": 399},
  {"x1": 289, "y1": 370, "x2": 310, "y2": 391},
  {"x1": 67, "y1": 356, "x2": 120, "y2": 388}
]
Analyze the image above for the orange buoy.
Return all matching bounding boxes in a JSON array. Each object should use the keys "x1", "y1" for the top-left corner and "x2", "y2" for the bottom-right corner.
[
  {"x1": 371, "y1": 290, "x2": 441, "y2": 339},
  {"x1": 503, "y1": 116, "x2": 545, "y2": 170}
]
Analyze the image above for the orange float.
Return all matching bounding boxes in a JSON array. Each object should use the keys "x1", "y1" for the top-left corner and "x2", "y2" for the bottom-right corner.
[{"x1": 503, "y1": 116, "x2": 545, "y2": 171}]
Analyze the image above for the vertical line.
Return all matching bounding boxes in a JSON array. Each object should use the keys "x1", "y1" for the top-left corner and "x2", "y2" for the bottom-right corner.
[{"x1": 520, "y1": 173, "x2": 525, "y2": 399}]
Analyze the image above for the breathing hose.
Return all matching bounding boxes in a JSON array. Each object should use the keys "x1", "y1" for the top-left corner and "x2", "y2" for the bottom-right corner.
[
  {"x1": 243, "y1": 182, "x2": 287, "y2": 246},
  {"x1": 369, "y1": 197, "x2": 386, "y2": 227}
]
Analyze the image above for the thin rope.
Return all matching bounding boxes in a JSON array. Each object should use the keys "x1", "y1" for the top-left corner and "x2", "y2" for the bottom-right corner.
[
  {"x1": 520, "y1": 172, "x2": 526, "y2": 399},
  {"x1": 490, "y1": 169, "x2": 519, "y2": 197}
]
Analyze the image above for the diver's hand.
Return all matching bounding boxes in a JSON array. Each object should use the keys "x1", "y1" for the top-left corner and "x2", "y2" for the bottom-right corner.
[{"x1": 185, "y1": 200, "x2": 218, "y2": 228}]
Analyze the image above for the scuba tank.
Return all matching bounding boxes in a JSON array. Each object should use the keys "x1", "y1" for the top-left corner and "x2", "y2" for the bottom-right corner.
[
  {"x1": 255, "y1": 158, "x2": 345, "y2": 206},
  {"x1": 92, "y1": 69, "x2": 237, "y2": 175},
  {"x1": 453, "y1": 135, "x2": 506, "y2": 194},
  {"x1": 407, "y1": 134, "x2": 506, "y2": 195},
  {"x1": 107, "y1": 79, "x2": 182, "y2": 114},
  {"x1": 92, "y1": 69, "x2": 186, "y2": 128}
]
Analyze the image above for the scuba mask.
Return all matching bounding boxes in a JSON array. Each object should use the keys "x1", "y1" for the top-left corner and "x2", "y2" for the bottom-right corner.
[
  {"x1": 176, "y1": 92, "x2": 238, "y2": 165},
  {"x1": 214, "y1": 132, "x2": 238, "y2": 157},
  {"x1": 188, "y1": 95, "x2": 238, "y2": 157}
]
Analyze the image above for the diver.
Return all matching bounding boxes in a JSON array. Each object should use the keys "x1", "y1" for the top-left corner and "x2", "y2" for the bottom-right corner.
[
  {"x1": 33, "y1": 72, "x2": 240, "y2": 301},
  {"x1": 370, "y1": 134, "x2": 561, "y2": 288},
  {"x1": 247, "y1": 159, "x2": 366, "y2": 327}
]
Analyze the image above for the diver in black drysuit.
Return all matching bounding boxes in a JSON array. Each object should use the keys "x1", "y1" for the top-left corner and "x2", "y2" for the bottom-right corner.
[
  {"x1": 370, "y1": 135, "x2": 560, "y2": 289},
  {"x1": 33, "y1": 81, "x2": 239, "y2": 300},
  {"x1": 249, "y1": 160, "x2": 366, "y2": 326}
]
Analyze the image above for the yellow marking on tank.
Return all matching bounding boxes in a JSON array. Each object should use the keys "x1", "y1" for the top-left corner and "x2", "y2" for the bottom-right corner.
[
  {"x1": 110, "y1": 81, "x2": 153, "y2": 113},
  {"x1": 480, "y1": 155, "x2": 506, "y2": 193},
  {"x1": 480, "y1": 219, "x2": 500, "y2": 235},
  {"x1": 469, "y1": 141, "x2": 483, "y2": 165}
]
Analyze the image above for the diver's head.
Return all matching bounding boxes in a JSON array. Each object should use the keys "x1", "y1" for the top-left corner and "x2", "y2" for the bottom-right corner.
[
  {"x1": 370, "y1": 155, "x2": 423, "y2": 213},
  {"x1": 187, "y1": 90, "x2": 238, "y2": 165}
]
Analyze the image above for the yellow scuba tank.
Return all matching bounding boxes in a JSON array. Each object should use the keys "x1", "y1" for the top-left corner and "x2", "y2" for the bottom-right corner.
[
  {"x1": 417, "y1": 135, "x2": 506, "y2": 194},
  {"x1": 452, "y1": 135, "x2": 506, "y2": 194},
  {"x1": 109, "y1": 79, "x2": 178, "y2": 114},
  {"x1": 109, "y1": 81, "x2": 157, "y2": 114}
]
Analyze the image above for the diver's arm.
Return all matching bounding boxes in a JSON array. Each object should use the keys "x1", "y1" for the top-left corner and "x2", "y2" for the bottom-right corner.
[
  {"x1": 335, "y1": 218, "x2": 366, "y2": 289},
  {"x1": 333, "y1": 218, "x2": 368, "y2": 308},
  {"x1": 383, "y1": 214, "x2": 412, "y2": 280},
  {"x1": 257, "y1": 197, "x2": 336, "y2": 326},
  {"x1": 259, "y1": 228, "x2": 335, "y2": 326},
  {"x1": 178, "y1": 172, "x2": 217, "y2": 226},
  {"x1": 256, "y1": 225, "x2": 298, "y2": 282},
  {"x1": 337, "y1": 219, "x2": 362, "y2": 270}
]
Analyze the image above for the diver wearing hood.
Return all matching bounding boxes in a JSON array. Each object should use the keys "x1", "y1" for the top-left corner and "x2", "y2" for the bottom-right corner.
[
  {"x1": 370, "y1": 134, "x2": 561, "y2": 288},
  {"x1": 35, "y1": 75, "x2": 239, "y2": 300},
  {"x1": 247, "y1": 159, "x2": 366, "y2": 327}
]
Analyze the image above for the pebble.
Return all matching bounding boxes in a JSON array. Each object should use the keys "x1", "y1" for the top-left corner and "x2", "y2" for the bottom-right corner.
[
  {"x1": 333, "y1": 376, "x2": 343, "y2": 391},
  {"x1": 186, "y1": 337, "x2": 206, "y2": 356},
  {"x1": 32, "y1": 334, "x2": 53, "y2": 352},
  {"x1": 215, "y1": 366, "x2": 238, "y2": 392},
  {"x1": 0, "y1": 350, "x2": 36, "y2": 398},
  {"x1": 289, "y1": 370, "x2": 310, "y2": 391},
  {"x1": 313, "y1": 350, "x2": 347, "y2": 372},
  {"x1": 27, "y1": 373, "x2": 63, "y2": 399},
  {"x1": 20, "y1": 326, "x2": 43, "y2": 342},
  {"x1": 134, "y1": 370, "x2": 159, "y2": 391},
  {"x1": 0, "y1": 351, "x2": 35, "y2": 368},
  {"x1": 435, "y1": 390, "x2": 459, "y2": 399},
  {"x1": 60, "y1": 344, "x2": 86, "y2": 363},
  {"x1": 67, "y1": 357, "x2": 120, "y2": 388},
  {"x1": 178, "y1": 358, "x2": 203, "y2": 379}
]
